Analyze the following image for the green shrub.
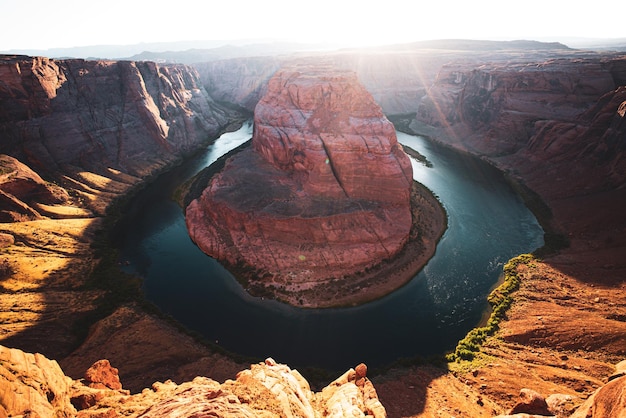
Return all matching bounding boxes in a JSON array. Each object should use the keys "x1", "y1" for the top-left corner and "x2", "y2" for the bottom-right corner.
[{"x1": 448, "y1": 253, "x2": 535, "y2": 362}]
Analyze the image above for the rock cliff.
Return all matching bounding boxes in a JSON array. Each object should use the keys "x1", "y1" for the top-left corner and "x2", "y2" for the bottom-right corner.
[
  {"x1": 413, "y1": 55, "x2": 622, "y2": 159},
  {"x1": 0, "y1": 55, "x2": 241, "y2": 214},
  {"x1": 0, "y1": 344, "x2": 386, "y2": 417},
  {"x1": 410, "y1": 54, "x2": 626, "y2": 282},
  {"x1": 0, "y1": 55, "x2": 244, "y2": 360},
  {"x1": 0, "y1": 56, "x2": 236, "y2": 174},
  {"x1": 186, "y1": 65, "x2": 435, "y2": 307}
]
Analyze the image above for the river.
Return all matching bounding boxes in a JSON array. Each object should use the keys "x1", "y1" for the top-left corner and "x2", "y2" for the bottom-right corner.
[{"x1": 114, "y1": 121, "x2": 543, "y2": 372}]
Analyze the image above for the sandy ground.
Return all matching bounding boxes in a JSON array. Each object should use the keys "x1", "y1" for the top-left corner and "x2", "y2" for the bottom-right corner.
[
  {"x1": 0, "y1": 218, "x2": 105, "y2": 359},
  {"x1": 373, "y1": 255, "x2": 626, "y2": 417}
]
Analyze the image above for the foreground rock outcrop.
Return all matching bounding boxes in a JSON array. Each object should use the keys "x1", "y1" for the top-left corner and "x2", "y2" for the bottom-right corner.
[
  {"x1": 0, "y1": 345, "x2": 386, "y2": 417},
  {"x1": 5, "y1": 343, "x2": 626, "y2": 417},
  {"x1": 186, "y1": 65, "x2": 444, "y2": 307}
]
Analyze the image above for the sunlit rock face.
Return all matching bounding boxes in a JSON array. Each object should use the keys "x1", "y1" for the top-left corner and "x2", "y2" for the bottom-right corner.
[
  {"x1": 0, "y1": 56, "x2": 237, "y2": 179},
  {"x1": 186, "y1": 66, "x2": 413, "y2": 300},
  {"x1": 0, "y1": 345, "x2": 386, "y2": 418},
  {"x1": 253, "y1": 66, "x2": 412, "y2": 204}
]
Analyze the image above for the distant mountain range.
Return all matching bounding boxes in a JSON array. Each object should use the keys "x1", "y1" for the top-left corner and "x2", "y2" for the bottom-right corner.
[
  {"x1": 2, "y1": 37, "x2": 625, "y2": 64},
  {"x1": 0, "y1": 39, "x2": 339, "y2": 62}
]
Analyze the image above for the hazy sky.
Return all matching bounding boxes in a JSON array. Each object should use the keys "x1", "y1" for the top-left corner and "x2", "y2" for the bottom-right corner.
[{"x1": 1, "y1": 0, "x2": 623, "y2": 51}]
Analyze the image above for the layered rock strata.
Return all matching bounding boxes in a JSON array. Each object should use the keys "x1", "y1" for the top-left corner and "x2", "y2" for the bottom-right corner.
[
  {"x1": 411, "y1": 55, "x2": 626, "y2": 280},
  {"x1": 0, "y1": 56, "x2": 237, "y2": 180},
  {"x1": 0, "y1": 55, "x2": 243, "y2": 360},
  {"x1": 0, "y1": 345, "x2": 386, "y2": 417},
  {"x1": 186, "y1": 66, "x2": 422, "y2": 307}
]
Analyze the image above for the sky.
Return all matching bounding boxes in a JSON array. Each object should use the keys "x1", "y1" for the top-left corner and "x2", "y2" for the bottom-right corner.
[{"x1": 0, "y1": 0, "x2": 623, "y2": 52}]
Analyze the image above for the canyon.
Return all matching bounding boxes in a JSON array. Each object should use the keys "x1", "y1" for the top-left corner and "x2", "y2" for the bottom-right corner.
[
  {"x1": 0, "y1": 40, "x2": 625, "y2": 417},
  {"x1": 185, "y1": 65, "x2": 445, "y2": 307}
]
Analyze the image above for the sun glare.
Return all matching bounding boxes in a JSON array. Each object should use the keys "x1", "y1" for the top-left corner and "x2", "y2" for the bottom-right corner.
[{"x1": 0, "y1": 0, "x2": 624, "y2": 51}]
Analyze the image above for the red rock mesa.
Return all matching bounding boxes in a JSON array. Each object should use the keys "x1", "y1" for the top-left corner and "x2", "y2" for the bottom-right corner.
[{"x1": 186, "y1": 66, "x2": 415, "y2": 306}]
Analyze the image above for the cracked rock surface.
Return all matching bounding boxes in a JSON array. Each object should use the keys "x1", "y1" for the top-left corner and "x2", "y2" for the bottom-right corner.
[{"x1": 186, "y1": 66, "x2": 416, "y2": 307}]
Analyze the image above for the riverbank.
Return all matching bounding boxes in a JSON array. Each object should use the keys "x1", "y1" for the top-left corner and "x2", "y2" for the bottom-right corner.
[
  {"x1": 182, "y1": 150, "x2": 447, "y2": 308},
  {"x1": 371, "y1": 123, "x2": 626, "y2": 415},
  {"x1": 0, "y1": 119, "x2": 256, "y2": 391}
]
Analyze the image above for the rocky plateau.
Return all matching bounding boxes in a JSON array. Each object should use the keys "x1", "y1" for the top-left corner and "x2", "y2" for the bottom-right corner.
[{"x1": 0, "y1": 41, "x2": 625, "y2": 417}]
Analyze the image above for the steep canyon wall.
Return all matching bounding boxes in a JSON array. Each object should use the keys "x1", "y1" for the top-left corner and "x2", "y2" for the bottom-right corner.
[
  {"x1": 0, "y1": 55, "x2": 242, "y2": 216},
  {"x1": 1, "y1": 47, "x2": 625, "y2": 417},
  {"x1": 410, "y1": 54, "x2": 626, "y2": 283},
  {"x1": 196, "y1": 50, "x2": 626, "y2": 278},
  {"x1": 0, "y1": 55, "x2": 244, "y2": 361}
]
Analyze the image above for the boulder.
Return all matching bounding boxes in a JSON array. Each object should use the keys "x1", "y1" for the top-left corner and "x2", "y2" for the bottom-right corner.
[
  {"x1": 0, "y1": 344, "x2": 77, "y2": 417},
  {"x1": 509, "y1": 388, "x2": 550, "y2": 416},
  {"x1": 571, "y1": 375, "x2": 626, "y2": 418},
  {"x1": 84, "y1": 359, "x2": 123, "y2": 391}
]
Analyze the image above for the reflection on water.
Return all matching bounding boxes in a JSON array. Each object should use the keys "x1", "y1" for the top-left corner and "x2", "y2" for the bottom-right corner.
[{"x1": 115, "y1": 124, "x2": 543, "y2": 371}]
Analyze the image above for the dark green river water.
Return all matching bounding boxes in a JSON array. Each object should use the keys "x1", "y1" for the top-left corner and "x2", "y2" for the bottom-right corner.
[{"x1": 115, "y1": 122, "x2": 543, "y2": 371}]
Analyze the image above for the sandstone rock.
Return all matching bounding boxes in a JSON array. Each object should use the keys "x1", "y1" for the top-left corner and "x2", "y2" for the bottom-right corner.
[
  {"x1": 571, "y1": 375, "x2": 626, "y2": 418},
  {"x1": 509, "y1": 388, "x2": 551, "y2": 415},
  {"x1": 609, "y1": 359, "x2": 626, "y2": 381},
  {"x1": 229, "y1": 359, "x2": 385, "y2": 418},
  {"x1": 84, "y1": 359, "x2": 123, "y2": 391},
  {"x1": 0, "y1": 56, "x2": 241, "y2": 216},
  {"x1": 545, "y1": 393, "x2": 576, "y2": 417},
  {"x1": 71, "y1": 389, "x2": 105, "y2": 410},
  {"x1": 78, "y1": 408, "x2": 119, "y2": 418},
  {"x1": 356, "y1": 363, "x2": 368, "y2": 379},
  {"x1": 0, "y1": 233, "x2": 14, "y2": 249},
  {"x1": 186, "y1": 65, "x2": 413, "y2": 305},
  {"x1": 317, "y1": 364, "x2": 386, "y2": 418},
  {"x1": 415, "y1": 57, "x2": 618, "y2": 155},
  {"x1": 0, "y1": 154, "x2": 68, "y2": 203},
  {"x1": 0, "y1": 344, "x2": 76, "y2": 417},
  {"x1": 137, "y1": 385, "x2": 260, "y2": 418},
  {"x1": 0, "y1": 154, "x2": 71, "y2": 221},
  {"x1": 252, "y1": 66, "x2": 412, "y2": 204},
  {"x1": 1, "y1": 346, "x2": 386, "y2": 417}
]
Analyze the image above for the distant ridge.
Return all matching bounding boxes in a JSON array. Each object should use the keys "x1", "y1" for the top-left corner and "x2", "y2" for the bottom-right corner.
[
  {"x1": 126, "y1": 42, "x2": 333, "y2": 64},
  {"x1": 6, "y1": 38, "x2": 623, "y2": 65},
  {"x1": 0, "y1": 39, "x2": 337, "y2": 61},
  {"x1": 391, "y1": 39, "x2": 573, "y2": 51}
]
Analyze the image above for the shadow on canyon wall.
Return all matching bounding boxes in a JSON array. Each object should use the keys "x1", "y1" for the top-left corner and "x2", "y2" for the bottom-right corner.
[{"x1": 1, "y1": 42, "x2": 625, "y2": 412}]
